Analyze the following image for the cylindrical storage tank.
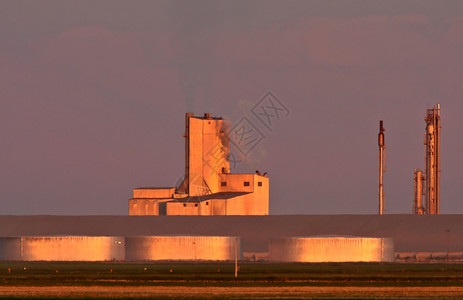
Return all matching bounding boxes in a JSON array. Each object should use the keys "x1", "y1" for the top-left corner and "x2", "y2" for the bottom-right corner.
[
  {"x1": 126, "y1": 236, "x2": 241, "y2": 261},
  {"x1": 0, "y1": 238, "x2": 21, "y2": 260},
  {"x1": 269, "y1": 237, "x2": 394, "y2": 262},
  {"x1": 20, "y1": 236, "x2": 125, "y2": 261}
]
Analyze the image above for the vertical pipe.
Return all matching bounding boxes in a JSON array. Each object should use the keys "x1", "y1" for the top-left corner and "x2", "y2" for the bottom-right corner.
[
  {"x1": 436, "y1": 105, "x2": 440, "y2": 214},
  {"x1": 425, "y1": 116, "x2": 431, "y2": 214},
  {"x1": 378, "y1": 120, "x2": 385, "y2": 215},
  {"x1": 414, "y1": 169, "x2": 424, "y2": 214},
  {"x1": 425, "y1": 109, "x2": 432, "y2": 214},
  {"x1": 424, "y1": 105, "x2": 440, "y2": 214}
]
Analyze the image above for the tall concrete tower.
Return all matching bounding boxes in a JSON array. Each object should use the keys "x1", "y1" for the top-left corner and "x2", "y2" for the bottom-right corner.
[
  {"x1": 424, "y1": 105, "x2": 440, "y2": 215},
  {"x1": 178, "y1": 113, "x2": 230, "y2": 196}
]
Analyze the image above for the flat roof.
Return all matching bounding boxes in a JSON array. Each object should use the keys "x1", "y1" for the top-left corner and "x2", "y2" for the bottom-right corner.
[
  {"x1": 173, "y1": 192, "x2": 250, "y2": 202},
  {"x1": 134, "y1": 187, "x2": 175, "y2": 190}
]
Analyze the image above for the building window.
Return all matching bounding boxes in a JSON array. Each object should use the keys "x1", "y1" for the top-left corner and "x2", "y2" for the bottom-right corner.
[
  {"x1": 244, "y1": 181, "x2": 250, "y2": 186},
  {"x1": 258, "y1": 182, "x2": 262, "y2": 186},
  {"x1": 206, "y1": 202, "x2": 209, "y2": 205},
  {"x1": 195, "y1": 203, "x2": 198, "y2": 207},
  {"x1": 221, "y1": 182, "x2": 227, "y2": 187},
  {"x1": 183, "y1": 203, "x2": 186, "y2": 207}
]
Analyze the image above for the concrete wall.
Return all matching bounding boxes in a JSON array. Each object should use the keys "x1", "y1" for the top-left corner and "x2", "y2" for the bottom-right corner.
[
  {"x1": 189, "y1": 117, "x2": 230, "y2": 196},
  {"x1": 226, "y1": 176, "x2": 269, "y2": 215},
  {"x1": 211, "y1": 199, "x2": 227, "y2": 215},
  {"x1": 167, "y1": 202, "x2": 201, "y2": 215},
  {"x1": 3, "y1": 236, "x2": 126, "y2": 261},
  {"x1": 129, "y1": 188, "x2": 176, "y2": 215},
  {"x1": 269, "y1": 237, "x2": 394, "y2": 262},
  {"x1": 219, "y1": 174, "x2": 255, "y2": 193},
  {"x1": 129, "y1": 199, "x2": 160, "y2": 215},
  {"x1": 126, "y1": 236, "x2": 241, "y2": 261}
]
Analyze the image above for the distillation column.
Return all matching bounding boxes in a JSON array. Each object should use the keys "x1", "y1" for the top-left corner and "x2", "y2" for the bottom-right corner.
[
  {"x1": 413, "y1": 169, "x2": 424, "y2": 214},
  {"x1": 378, "y1": 120, "x2": 386, "y2": 215},
  {"x1": 424, "y1": 105, "x2": 440, "y2": 215}
]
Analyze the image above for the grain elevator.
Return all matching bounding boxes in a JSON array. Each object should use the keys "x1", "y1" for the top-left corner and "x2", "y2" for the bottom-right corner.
[{"x1": 129, "y1": 113, "x2": 269, "y2": 215}]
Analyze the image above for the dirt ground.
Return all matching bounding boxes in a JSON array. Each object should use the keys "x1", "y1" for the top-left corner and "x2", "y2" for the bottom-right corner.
[{"x1": 2, "y1": 286, "x2": 463, "y2": 299}]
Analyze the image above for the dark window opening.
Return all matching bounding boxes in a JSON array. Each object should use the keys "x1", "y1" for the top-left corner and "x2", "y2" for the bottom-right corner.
[
  {"x1": 258, "y1": 182, "x2": 262, "y2": 186},
  {"x1": 221, "y1": 182, "x2": 227, "y2": 187},
  {"x1": 183, "y1": 203, "x2": 186, "y2": 207},
  {"x1": 195, "y1": 203, "x2": 198, "y2": 207},
  {"x1": 206, "y1": 202, "x2": 209, "y2": 205},
  {"x1": 244, "y1": 181, "x2": 250, "y2": 186}
]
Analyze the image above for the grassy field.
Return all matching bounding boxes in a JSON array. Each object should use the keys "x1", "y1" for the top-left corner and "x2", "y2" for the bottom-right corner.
[{"x1": 2, "y1": 262, "x2": 463, "y2": 298}]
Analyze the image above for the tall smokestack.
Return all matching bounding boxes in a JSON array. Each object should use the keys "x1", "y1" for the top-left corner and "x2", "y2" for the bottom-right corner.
[
  {"x1": 378, "y1": 120, "x2": 386, "y2": 215},
  {"x1": 424, "y1": 104, "x2": 440, "y2": 214}
]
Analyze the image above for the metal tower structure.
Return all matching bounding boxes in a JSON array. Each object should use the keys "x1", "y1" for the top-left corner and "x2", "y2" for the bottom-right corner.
[
  {"x1": 424, "y1": 105, "x2": 440, "y2": 214},
  {"x1": 378, "y1": 120, "x2": 386, "y2": 215},
  {"x1": 413, "y1": 168, "x2": 424, "y2": 214}
]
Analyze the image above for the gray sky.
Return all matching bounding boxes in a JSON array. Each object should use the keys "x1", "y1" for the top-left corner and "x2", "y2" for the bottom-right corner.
[{"x1": 1, "y1": 0, "x2": 463, "y2": 215}]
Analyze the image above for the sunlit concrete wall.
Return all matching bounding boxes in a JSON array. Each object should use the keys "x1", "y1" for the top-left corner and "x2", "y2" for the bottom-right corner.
[
  {"x1": 269, "y1": 237, "x2": 394, "y2": 262},
  {"x1": 211, "y1": 199, "x2": 227, "y2": 215},
  {"x1": 126, "y1": 236, "x2": 241, "y2": 261},
  {"x1": 189, "y1": 116, "x2": 230, "y2": 196},
  {"x1": 219, "y1": 174, "x2": 256, "y2": 193},
  {"x1": 129, "y1": 199, "x2": 160, "y2": 215},
  {"x1": 166, "y1": 202, "x2": 201, "y2": 215},
  {"x1": 129, "y1": 188, "x2": 176, "y2": 215},
  {"x1": 225, "y1": 176, "x2": 269, "y2": 215},
  {"x1": 17, "y1": 236, "x2": 125, "y2": 261}
]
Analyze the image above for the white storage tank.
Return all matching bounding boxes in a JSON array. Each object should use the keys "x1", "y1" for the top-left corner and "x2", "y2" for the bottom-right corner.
[
  {"x1": 0, "y1": 237, "x2": 21, "y2": 260},
  {"x1": 269, "y1": 236, "x2": 394, "y2": 262},
  {"x1": 126, "y1": 236, "x2": 241, "y2": 261},
  {"x1": 18, "y1": 236, "x2": 125, "y2": 261}
]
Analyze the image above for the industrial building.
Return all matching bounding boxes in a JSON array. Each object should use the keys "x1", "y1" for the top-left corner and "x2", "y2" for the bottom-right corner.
[
  {"x1": 129, "y1": 113, "x2": 269, "y2": 216},
  {"x1": 0, "y1": 108, "x2": 453, "y2": 262},
  {"x1": 413, "y1": 105, "x2": 441, "y2": 214}
]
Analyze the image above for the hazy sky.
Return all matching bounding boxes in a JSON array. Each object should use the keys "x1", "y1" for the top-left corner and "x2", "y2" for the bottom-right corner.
[{"x1": 1, "y1": 0, "x2": 463, "y2": 215}]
